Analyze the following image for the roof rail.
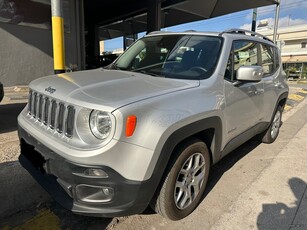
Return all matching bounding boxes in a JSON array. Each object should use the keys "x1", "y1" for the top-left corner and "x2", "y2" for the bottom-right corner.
[
  {"x1": 219, "y1": 28, "x2": 273, "y2": 43},
  {"x1": 147, "y1": 30, "x2": 169, "y2": 35}
]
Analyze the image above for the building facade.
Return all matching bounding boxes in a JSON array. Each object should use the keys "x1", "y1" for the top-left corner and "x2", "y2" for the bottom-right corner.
[{"x1": 259, "y1": 24, "x2": 307, "y2": 79}]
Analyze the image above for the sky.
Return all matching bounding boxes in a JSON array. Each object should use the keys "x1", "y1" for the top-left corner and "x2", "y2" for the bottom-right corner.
[{"x1": 104, "y1": 0, "x2": 307, "y2": 51}]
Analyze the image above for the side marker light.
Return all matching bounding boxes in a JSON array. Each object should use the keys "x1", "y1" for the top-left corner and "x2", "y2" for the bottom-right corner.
[{"x1": 126, "y1": 115, "x2": 137, "y2": 137}]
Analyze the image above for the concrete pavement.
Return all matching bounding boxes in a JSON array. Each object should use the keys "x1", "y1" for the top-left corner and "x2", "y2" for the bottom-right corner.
[
  {"x1": 0, "y1": 87, "x2": 50, "y2": 221},
  {"x1": 211, "y1": 101, "x2": 307, "y2": 230}
]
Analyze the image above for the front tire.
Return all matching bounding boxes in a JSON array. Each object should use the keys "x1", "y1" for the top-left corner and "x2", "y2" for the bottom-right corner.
[{"x1": 152, "y1": 138, "x2": 210, "y2": 220}]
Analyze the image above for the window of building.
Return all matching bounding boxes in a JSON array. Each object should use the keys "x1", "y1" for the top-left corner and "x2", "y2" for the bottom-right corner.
[{"x1": 302, "y1": 42, "x2": 307, "y2": 48}]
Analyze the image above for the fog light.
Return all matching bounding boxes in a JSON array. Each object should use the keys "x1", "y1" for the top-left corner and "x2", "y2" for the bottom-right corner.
[
  {"x1": 84, "y1": 168, "x2": 109, "y2": 178},
  {"x1": 76, "y1": 185, "x2": 114, "y2": 203},
  {"x1": 103, "y1": 188, "x2": 110, "y2": 196}
]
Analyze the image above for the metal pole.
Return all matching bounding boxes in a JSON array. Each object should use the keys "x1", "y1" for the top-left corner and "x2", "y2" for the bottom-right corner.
[
  {"x1": 251, "y1": 8, "x2": 257, "y2": 32},
  {"x1": 76, "y1": 0, "x2": 86, "y2": 70},
  {"x1": 123, "y1": 36, "x2": 127, "y2": 51},
  {"x1": 273, "y1": 0, "x2": 281, "y2": 44},
  {"x1": 147, "y1": 0, "x2": 161, "y2": 34},
  {"x1": 51, "y1": 0, "x2": 65, "y2": 74}
]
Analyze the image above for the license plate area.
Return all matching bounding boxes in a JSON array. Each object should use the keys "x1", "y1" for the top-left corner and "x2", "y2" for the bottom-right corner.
[{"x1": 20, "y1": 139, "x2": 46, "y2": 174}]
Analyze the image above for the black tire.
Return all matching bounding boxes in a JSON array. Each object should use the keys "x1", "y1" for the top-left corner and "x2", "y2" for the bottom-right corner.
[
  {"x1": 261, "y1": 106, "x2": 283, "y2": 144},
  {"x1": 151, "y1": 138, "x2": 210, "y2": 220}
]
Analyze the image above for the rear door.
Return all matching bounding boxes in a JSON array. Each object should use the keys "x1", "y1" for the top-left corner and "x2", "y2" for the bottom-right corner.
[{"x1": 260, "y1": 43, "x2": 282, "y2": 122}]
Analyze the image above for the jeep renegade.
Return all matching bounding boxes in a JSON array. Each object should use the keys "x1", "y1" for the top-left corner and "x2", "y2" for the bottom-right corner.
[{"x1": 18, "y1": 29, "x2": 289, "y2": 220}]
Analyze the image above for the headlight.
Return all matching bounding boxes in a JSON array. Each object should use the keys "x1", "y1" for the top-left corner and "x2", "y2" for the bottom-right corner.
[{"x1": 89, "y1": 110, "x2": 112, "y2": 140}]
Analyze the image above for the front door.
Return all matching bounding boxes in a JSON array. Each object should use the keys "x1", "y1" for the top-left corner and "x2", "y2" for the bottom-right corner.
[{"x1": 223, "y1": 40, "x2": 264, "y2": 149}]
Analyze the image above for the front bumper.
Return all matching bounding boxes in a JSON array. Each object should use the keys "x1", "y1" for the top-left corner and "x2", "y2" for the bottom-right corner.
[{"x1": 18, "y1": 126, "x2": 154, "y2": 217}]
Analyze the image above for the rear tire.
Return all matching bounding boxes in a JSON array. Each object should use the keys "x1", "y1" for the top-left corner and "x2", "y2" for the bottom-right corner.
[
  {"x1": 151, "y1": 138, "x2": 210, "y2": 220},
  {"x1": 261, "y1": 106, "x2": 282, "y2": 144}
]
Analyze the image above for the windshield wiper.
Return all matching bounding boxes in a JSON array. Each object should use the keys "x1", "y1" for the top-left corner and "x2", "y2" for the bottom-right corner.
[
  {"x1": 135, "y1": 70, "x2": 164, "y2": 77},
  {"x1": 104, "y1": 63, "x2": 121, "y2": 70},
  {"x1": 112, "y1": 63, "x2": 120, "y2": 70}
]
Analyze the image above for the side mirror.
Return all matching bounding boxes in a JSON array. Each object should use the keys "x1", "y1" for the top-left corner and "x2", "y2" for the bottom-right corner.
[{"x1": 237, "y1": 66, "x2": 263, "y2": 82}]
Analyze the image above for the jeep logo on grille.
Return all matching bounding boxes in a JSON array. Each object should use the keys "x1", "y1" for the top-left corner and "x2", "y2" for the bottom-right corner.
[{"x1": 45, "y1": 86, "x2": 56, "y2": 94}]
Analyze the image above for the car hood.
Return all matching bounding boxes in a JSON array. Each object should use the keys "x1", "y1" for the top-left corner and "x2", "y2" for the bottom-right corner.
[{"x1": 29, "y1": 69, "x2": 199, "y2": 112}]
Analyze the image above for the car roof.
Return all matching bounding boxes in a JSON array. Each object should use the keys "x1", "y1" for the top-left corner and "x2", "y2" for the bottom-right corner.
[
  {"x1": 145, "y1": 31, "x2": 220, "y2": 37},
  {"x1": 145, "y1": 29, "x2": 275, "y2": 46}
]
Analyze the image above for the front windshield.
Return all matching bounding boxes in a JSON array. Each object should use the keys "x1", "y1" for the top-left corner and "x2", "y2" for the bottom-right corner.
[{"x1": 112, "y1": 34, "x2": 222, "y2": 80}]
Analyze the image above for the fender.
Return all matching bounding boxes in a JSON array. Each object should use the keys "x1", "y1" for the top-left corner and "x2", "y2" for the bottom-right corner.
[
  {"x1": 143, "y1": 116, "x2": 222, "y2": 202},
  {"x1": 269, "y1": 91, "x2": 289, "y2": 124},
  {"x1": 277, "y1": 92, "x2": 289, "y2": 109}
]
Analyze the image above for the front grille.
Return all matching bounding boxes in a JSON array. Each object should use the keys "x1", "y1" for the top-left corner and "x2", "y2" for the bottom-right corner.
[{"x1": 28, "y1": 90, "x2": 75, "y2": 138}]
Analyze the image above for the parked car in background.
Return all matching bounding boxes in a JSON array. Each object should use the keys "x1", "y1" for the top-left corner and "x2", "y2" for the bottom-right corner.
[
  {"x1": 0, "y1": 81, "x2": 4, "y2": 102},
  {"x1": 287, "y1": 70, "x2": 300, "y2": 80},
  {"x1": 18, "y1": 29, "x2": 288, "y2": 220}
]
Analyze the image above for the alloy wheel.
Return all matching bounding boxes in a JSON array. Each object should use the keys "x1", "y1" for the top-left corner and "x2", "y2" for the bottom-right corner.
[{"x1": 174, "y1": 153, "x2": 206, "y2": 210}]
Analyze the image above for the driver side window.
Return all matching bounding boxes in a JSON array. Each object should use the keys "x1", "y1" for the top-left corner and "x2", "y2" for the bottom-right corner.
[{"x1": 225, "y1": 40, "x2": 259, "y2": 81}]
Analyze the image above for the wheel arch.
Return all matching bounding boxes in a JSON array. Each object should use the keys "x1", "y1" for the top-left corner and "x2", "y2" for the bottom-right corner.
[
  {"x1": 277, "y1": 92, "x2": 289, "y2": 111},
  {"x1": 158, "y1": 116, "x2": 222, "y2": 170},
  {"x1": 267, "y1": 91, "x2": 288, "y2": 125},
  {"x1": 145, "y1": 116, "x2": 222, "y2": 205}
]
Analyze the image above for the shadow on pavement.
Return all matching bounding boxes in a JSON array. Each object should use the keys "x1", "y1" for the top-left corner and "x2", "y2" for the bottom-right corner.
[
  {"x1": 257, "y1": 177, "x2": 307, "y2": 229},
  {"x1": 0, "y1": 103, "x2": 26, "y2": 133},
  {"x1": 0, "y1": 159, "x2": 113, "y2": 229},
  {"x1": 0, "y1": 160, "x2": 49, "y2": 219},
  {"x1": 47, "y1": 201, "x2": 114, "y2": 230},
  {"x1": 203, "y1": 138, "x2": 261, "y2": 200}
]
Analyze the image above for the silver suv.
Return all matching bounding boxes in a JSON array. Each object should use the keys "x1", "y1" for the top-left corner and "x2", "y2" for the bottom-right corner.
[{"x1": 18, "y1": 29, "x2": 288, "y2": 220}]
